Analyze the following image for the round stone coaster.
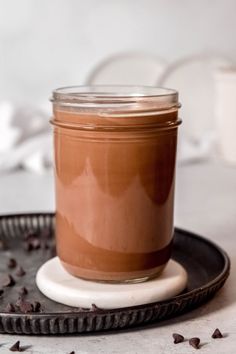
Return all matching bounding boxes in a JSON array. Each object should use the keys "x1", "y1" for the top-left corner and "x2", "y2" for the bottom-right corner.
[{"x1": 36, "y1": 257, "x2": 187, "y2": 309}]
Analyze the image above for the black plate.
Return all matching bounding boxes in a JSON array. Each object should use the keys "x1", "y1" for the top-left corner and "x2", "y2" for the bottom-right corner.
[{"x1": 0, "y1": 213, "x2": 230, "y2": 335}]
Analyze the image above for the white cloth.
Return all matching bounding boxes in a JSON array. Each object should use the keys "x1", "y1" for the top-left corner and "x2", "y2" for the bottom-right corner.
[
  {"x1": 177, "y1": 131, "x2": 217, "y2": 165},
  {"x1": 0, "y1": 101, "x2": 53, "y2": 173},
  {"x1": 214, "y1": 68, "x2": 236, "y2": 164}
]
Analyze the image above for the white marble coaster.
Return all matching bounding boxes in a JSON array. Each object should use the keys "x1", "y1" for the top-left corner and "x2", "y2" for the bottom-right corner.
[{"x1": 36, "y1": 257, "x2": 187, "y2": 309}]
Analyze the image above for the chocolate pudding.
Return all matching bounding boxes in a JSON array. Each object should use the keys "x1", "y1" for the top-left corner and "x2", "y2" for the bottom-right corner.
[{"x1": 51, "y1": 86, "x2": 181, "y2": 282}]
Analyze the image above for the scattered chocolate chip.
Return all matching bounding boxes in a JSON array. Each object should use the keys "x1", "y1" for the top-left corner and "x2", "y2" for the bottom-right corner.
[
  {"x1": 212, "y1": 328, "x2": 223, "y2": 338},
  {"x1": 7, "y1": 258, "x2": 17, "y2": 269},
  {"x1": 18, "y1": 287, "x2": 28, "y2": 296},
  {"x1": 0, "y1": 288, "x2": 3, "y2": 296},
  {"x1": 5, "y1": 303, "x2": 15, "y2": 313},
  {"x1": 90, "y1": 303, "x2": 103, "y2": 312},
  {"x1": 24, "y1": 235, "x2": 42, "y2": 252},
  {"x1": 18, "y1": 300, "x2": 34, "y2": 313},
  {"x1": 69, "y1": 352, "x2": 75, "y2": 354},
  {"x1": 172, "y1": 333, "x2": 184, "y2": 344},
  {"x1": 1, "y1": 274, "x2": 15, "y2": 287},
  {"x1": 91, "y1": 303, "x2": 98, "y2": 311},
  {"x1": 15, "y1": 266, "x2": 26, "y2": 277},
  {"x1": 189, "y1": 337, "x2": 200, "y2": 349},
  {"x1": 32, "y1": 301, "x2": 41, "y2": 312},
  {"x1": 9, "y1": 340, "x2": 21, "y2": 352}
]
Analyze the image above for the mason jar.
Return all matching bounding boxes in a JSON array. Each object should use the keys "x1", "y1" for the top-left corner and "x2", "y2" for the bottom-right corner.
[{"x1": 51, "y1": 86, "x2": 181, "y2": 282}]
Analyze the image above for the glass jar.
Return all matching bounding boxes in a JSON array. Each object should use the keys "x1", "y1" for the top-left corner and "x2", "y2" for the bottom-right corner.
[{"x1": 51, "y1": 86, "x2": 181, "y2": 282}]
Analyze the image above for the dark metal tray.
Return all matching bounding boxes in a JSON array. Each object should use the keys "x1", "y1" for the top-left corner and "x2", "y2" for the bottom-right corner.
[{"x1": 0, "y1": 213, "x2": 230, "y2": 335}]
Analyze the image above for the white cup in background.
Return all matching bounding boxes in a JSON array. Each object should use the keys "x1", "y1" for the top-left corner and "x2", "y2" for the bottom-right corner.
[{"x1": 214, "y1": 68, "x2": 236, "y2": 164}]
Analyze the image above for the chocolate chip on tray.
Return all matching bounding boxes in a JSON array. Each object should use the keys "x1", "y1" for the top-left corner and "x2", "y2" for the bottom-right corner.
[
  {"x1": 5, "y1": 303, "x2": 15, "y2": 313},
  {"x1": 69, "y1": 352, "x2": 75, "y2": 354},
  {"x1": 7, "y1": 258, "x2": 17, "y2": 269},
  {"x1": 9, "y1": 340, "x2": 22, "y2": 352},
  {"x1": 15, "y1": 296, "x2": 41, "y2": 313},
  {"x1": 32, "y1": 301, "x2": 41, "y2": 312},
  {"x1": 15, "y1": 266, "x2": 26, "y2": 277},
  {"x1": 24, "y1": 238, "x2": 40, "y2": 251},
  {"x1": 18, "y1": 286, "x2": 28, "y2": 296},
  {"x1": 172, "y1": 333, "x2": 184, "y2": 344},
  {"x1": 1, "y1": 274, "x2": 15, "y2": 287},
  {"x1": 212, "y1": 328, "x2": 223, "y2": 339},
  {"x1": 0, "y1": 288, "x2": 4, "y2": 296},
  {"x1": 23, "y1": 231, "x2": 42, "y2": 252},
  {"x1": 90, "y1": 303, "x2": 103, "y2": 312},
  {"x1": 189, "y1": 337, "x2": 200, "y2": 349}
]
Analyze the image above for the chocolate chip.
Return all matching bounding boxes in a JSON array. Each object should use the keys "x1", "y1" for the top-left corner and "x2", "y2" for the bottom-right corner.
[
  {"x1": 90, "y1": 303, "x2": 103, "y2": 312},
  {"x1": 212, "y1": 328, "x2": 223, "y2": 338},
  {"x1": 32, "y1": 301, "x2": 41, "y2": 312},
  {"x1": 24, "y1": 236, "x2": 41, "y2": 251},
  {"x1": 7, "y1": 258, "x2": 17, "y2": 269},
  {"x1": 189, "y1": 337, "x2": 200, "y2": 349},
  {"x1": 0, "y1": 288, "x2": 3, "y2": 296},
  {"x1": 69, "y1": 352, "x2": 75, "y2": 354},
  {"x1": 15, "y1": 266, "x2": 26, "y2": 277},
  {"x1": 18, "y1": 287, "x2": 28, "y2": 296},
  {"x1": 18, "y1": 300, "x2": 34, "y2": 313},
  {"x1": 5, "y1": 303, "x2": 15, "y2": 312},
  {"x1": 1, "y1": 274, "x2": 15, "y2": 287},
  {"x1": 172, "y1": 333, "x2": 184, "y2": 344},
  {"x1": 9, "y1": 340, "x2": 21, "y2": 352}
]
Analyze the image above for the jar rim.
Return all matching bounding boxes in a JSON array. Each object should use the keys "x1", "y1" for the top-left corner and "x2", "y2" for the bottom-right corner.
[{"x1": 51, "y1": 85, "x2": 180, "y2": 112}]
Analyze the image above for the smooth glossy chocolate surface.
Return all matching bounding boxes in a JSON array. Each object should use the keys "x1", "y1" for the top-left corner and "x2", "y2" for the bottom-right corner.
[{"x1": 53, "y1": 107, "x2": 179, "y2": 281}]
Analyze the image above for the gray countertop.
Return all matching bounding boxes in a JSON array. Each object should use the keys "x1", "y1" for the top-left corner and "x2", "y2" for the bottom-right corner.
[{"x1": 0, "y1": 161, "x2": 235, "y2": 353}]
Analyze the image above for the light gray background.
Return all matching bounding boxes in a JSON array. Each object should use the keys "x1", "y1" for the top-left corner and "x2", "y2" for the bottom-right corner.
[
  {"x1": 0, "y1": 1, "x2": 236, "y2": 352},
  {"x1": 0, "y1": 0, "x2": 235, "y2": 104}
]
